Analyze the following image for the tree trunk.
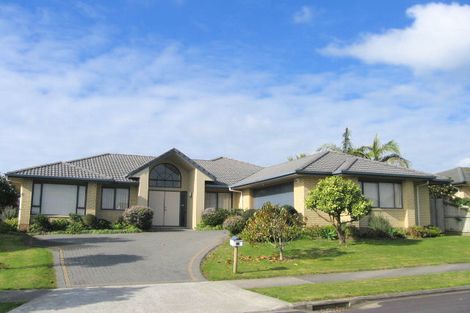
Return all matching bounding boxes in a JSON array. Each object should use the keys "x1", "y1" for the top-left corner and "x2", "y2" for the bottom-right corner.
[
  {"x1": 278, "y1": 238, "x2": 284, "y2": 261},
  {"x1": 334, "y1": 217, "x2": 346, "y2": 244}
]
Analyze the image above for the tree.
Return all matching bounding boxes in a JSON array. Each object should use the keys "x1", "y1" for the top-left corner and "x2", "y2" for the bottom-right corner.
[
  {"x1": 287, "y1": 153, "x2": 307, "y2": 161},
  {"x1": 317, "y1": 128, "x2": 363, "y2": 156},
  {"x1": 305, "y1": 176, "x2": 372, "y2": 244},
  {"x1": 241, "y1": 202, "x2": 305, "y2": 260},
  {"x1": 358, "y1": 135, "x2": 410, "y2": 168},
  {"x1": 428, "y1": 183, "x2": 458, "y2": 200},
  {"x1": 0, "y1": 175, "x2": 19, "y2": 210}
]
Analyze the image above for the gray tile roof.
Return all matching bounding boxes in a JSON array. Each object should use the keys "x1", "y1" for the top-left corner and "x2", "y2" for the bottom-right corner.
[
  {"x1": 194, "y1": 157, "x2": 263, "y2": 186},
  {"x1": 231, "y1": 151, "x2": 436, "y2": 188},
  {"x1": 436, "y1": 167, "x2": 470, "y2": 185},
  {"x1": 6, "y1": 150, "x2": 261, "y2": 185}
]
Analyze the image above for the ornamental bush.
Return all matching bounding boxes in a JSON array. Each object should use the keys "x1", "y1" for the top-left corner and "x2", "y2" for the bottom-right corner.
[
  {"x1": 94, "y1": 218, "x2": 112, "y2": 230},
  {"x1": 303, "y1": 225, "x2": 338, "y2": 240},
  {"x1": 30, "y1": 214, "x2": 52, "y2": 233},
  {"x1": 407, "y1": 225, "x2": 442, "y2": 238},
  {"x1": 122, "y1": 206, "x2": 154, "y2": 230},
  {"x1": 241, "y1": 202, "x2": 305, "y2": 260},
  {"x1": 0, "y1": 206, "x2": 18, "y2": 221},
  {"x1": 223, "y1": 215, "x2": 246, "y2": 235},
  {"x1": 201, "y1": 208, "x2": 228, "y2": 226},
  {"x1": 50, "y1": 218, "x2": 70, "y2": 231},
  {"x1": 242, "y1": 208, "x2": 257, "y2": 221},
  {"x1": 0, "y1": 218, "x2": 17, "y2": 233},
  {"x1": 82, "y1": 214, "x2": 97, "y2": 228}
]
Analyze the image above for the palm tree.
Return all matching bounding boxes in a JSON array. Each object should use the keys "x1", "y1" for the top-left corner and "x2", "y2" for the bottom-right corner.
[
  {"x1": 358, "y1": 135, "x2": 410, "y2": 168},
  {"x1": 317, "y1": 128, "x2": 364, "y2": 156}
]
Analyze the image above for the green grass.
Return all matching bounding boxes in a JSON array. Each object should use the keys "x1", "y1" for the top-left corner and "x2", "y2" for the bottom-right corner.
[
  {"x1": 202, "y1": 236, "x2": 470, "y2": 280},
  {"x1": 252, "y1": 271, "x2": 470, "y2": 302},
  {"x1": 0, "y1": 234, "x2": 55, "y2": 290},
  {"x1": 0, "y1": 302, "x2": 24, "y2": 313}
]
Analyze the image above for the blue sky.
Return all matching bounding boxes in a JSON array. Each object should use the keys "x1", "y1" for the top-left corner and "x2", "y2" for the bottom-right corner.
[{"x1": 1, "y1": 0, "x2": 470, "y2": 173}]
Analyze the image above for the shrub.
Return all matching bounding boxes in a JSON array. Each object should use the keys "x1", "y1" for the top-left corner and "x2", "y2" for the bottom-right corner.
[
  {"x1": 223, "y1": 215, "x2": 246, "y2": 235},
  {"x1": 65, "y1": 221, "x2": 86, "y2": 234},
  {"x1": 407, "y1": 225, "x2": 442, "y2": 238},
  {"x1": 82, "y1": 214, "x2": 97, "y2": 228},
  {"x1": 0, "y1": 206, "x2": 18, "y2": 221},
  {"x1": 367, "y1": 215, "x2": 393, "y2": 238},
  {"x1": 242, "y1": 208, "x2": 257, "y2": 221},
  {"x1": 122, "y1": 206, "x2": 154, "y2": 230},
  {"x1": 30, "y1": 214, "x2": 52, "y2": 233},
  {"x1": 280, "y1": 205, "x2": 298, "y2": 216},
  {"x1": 50, "y1": 218, "x2": 70, "y2": 231},
  {"x1": 241, "y1": 202, "x2": 305, "y2": 260},
  {"x1": 303, "y1": 225, "x2": 338, "y2": 240},
  {"x1": 69, "y1": 213, "x2": 83, "y2": 223},
  {"x1": 227, "y1": 208, "x2": 244, "y2": 216},
  {"x1": 201, "y1": 208, "x2": 228, "y2": 227},
  {"x1": 94, "y1": 218, "x2": 112, "y2": 230},
  {"x1": 0, "y1": 218, "x2": 17, "y2": 233},
  {"x1": 455, "y1": 197, "x2": 470, "y2": 207}
]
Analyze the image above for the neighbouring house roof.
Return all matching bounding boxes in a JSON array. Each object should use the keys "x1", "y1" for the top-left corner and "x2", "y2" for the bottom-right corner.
[
  {"x1": 230, "y1": 151, "x2": 437, "y2": 188},
  {"x1": 436, "y1": 167, "x2": 470, "y2": 185}
]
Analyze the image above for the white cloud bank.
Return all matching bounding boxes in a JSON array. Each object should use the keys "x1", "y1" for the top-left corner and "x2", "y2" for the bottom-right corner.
[
  {"x1": 0, "y1": 4, "x2": 469, "y2": 175},
  {"x1": 322, "y1": 3, "x2": 470, "y2": 71}
]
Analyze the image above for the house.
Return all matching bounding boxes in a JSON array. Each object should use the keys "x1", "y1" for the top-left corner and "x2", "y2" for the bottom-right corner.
[
  {"x1": 6, "y1": 148, "x2": 442, "y2": 231},
  {"x1": 436, "y1": 167, "x2": 470, "y2": 198}
]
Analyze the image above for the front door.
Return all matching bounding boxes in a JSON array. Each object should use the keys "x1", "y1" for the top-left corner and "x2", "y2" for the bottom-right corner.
[{"x1": 149, "y1": 191, "x2": 181, "y2": 226}]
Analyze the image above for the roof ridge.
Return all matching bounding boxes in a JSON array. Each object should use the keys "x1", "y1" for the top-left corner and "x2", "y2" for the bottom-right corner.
[
  {"x1": 332, "y1": 157, "x2": 358, "y2": 174},
  {"x1": 66, "y1": 153, "x2": 111, "y2": 163},
  {"x1": 215, "y1": 156, "x2": 264, "y2": 169},
  {"x1": 6, "y1": 160, "x2": 65, "y2": 175},
  {"x1": 107, "y1": 152, "x2": 157, "y2": 158},
  {"x1": 297, "y1": 151, "x2": 330, "y2": 172},
  {"x1": 64, "y1": 162, "x2": 113, "y2": 179}
]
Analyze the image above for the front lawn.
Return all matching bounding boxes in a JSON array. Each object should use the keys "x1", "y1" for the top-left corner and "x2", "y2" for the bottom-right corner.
[
  {"x1": 252, "y1": 271, "x2": 470, "y2": 302},
  {"x1": 0, "y1": 234, "x2": 55, "y2": 290},
  {"x1": 202, "y1": 236, "x2": 470, "y2": 280}
]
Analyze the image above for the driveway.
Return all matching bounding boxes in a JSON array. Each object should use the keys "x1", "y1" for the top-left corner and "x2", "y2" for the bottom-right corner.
[{"x1": 34, "y1": 230, "x2": 227, "y2": 288}]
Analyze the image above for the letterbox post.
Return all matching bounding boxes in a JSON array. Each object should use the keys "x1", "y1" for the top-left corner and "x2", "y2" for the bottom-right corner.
[{"x1": 233, "y1": 245, "x2": 238, "y2": 274}]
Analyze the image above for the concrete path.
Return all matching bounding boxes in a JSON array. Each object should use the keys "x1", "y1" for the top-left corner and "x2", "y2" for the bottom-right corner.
[
  {"x1": 9, "y1": 282, "x2": 290, "y2": 313},
  {"x1": 230, "y1": 263, "x2": 470, "y2": 289},
  {"x1": 32, "y1": 230, "x2": 227, "y2": 288}
]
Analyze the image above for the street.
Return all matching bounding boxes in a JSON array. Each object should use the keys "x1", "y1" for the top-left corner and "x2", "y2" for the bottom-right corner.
[{"x1": 339, "y1": 290, "x2": 470, "y2": 313}]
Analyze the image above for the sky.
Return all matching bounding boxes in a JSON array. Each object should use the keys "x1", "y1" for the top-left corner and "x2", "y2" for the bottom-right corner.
[{"x1": 1, "y1": 0, "x2": 470, "y2": 174}]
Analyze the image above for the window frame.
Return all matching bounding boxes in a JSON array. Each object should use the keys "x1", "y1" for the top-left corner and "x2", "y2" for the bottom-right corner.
[
  {"x1": 149, "y1": 163, "x2": 182, "y2": 189},
  {"x1": 101, "y1": 186, "x2": 130, "y2": 211},
  {"x1": 30, "y1": 182, "x2": 87, "y2": 216},
  {"x1": 360, "y1": 181, "x2": 403, "y2": 209},
  {"x1": 204, "y1": 191, "x2": 233, "y2": 209}
]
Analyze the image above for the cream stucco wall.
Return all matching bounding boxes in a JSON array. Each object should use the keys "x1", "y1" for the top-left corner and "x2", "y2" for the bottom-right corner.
[
  {"x1": 456, "y1": 185, "x2": 470, "y2": 198},
  {"x1": 16, "y1": 178, "x2": 33, "y2": 231}
]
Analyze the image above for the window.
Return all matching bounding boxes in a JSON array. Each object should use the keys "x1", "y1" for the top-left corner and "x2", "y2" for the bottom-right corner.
[
  {"x1": 149, "y1": 163, "x2": 181, "y2": 188},
  {"x1": 101, "y1": 187, "x2": 129, "y2": 210},
  {"x1": 253, "y1": 182, "x2": 294, "y2": 209},
  {"x1": 204, "y1": 192, "x2": 232, "y2": 209},
  {"x1": 31, "y1": 183, "x2": 86, "y2": 215},
  {"x1": 361, "y1": 182, "x2": 402, "y2": 209}
]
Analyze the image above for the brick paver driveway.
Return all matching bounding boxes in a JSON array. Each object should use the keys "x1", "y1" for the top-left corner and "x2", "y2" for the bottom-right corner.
[{"x1": 34, "y1": 230, "x2": 227, "y2": 288}]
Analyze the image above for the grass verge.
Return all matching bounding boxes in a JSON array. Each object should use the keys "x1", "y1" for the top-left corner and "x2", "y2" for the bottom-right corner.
[
  {"x1": 0, "y1": 302, "x2": 24, "y2": 313},
  {"x1": 0, "y1": 234, "x2": 55, "y2": 290},
  {"x1": 202, "y1": 236, "x2": 470, "y2": 280},
  {"x1": 251, "y1": 270, "x2": 470, "y2": 302}
]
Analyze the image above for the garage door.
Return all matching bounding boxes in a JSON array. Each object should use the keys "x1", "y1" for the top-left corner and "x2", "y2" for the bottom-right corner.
[
  {"x1": 32, "y1": 183, "x2": 86, "y2": 216},
  {"x1": 253, "y1": 182, "x2": 294, "y2": 209}
]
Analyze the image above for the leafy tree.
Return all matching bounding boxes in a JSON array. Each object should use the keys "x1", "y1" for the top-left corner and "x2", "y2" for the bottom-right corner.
[
  {"x1": 0, "y1": 175, "x2": 19, "y2": 211},
  {"x1": 358, "y1": 135, "x2": 410, "y2": 168},
  {"x1": 287, "y1": 153, "x2": 307, "y2": 161},
  {"x1": 317, "y1": 128, "x2": 363, "y2": 156},
  {"x1": 305, "y1": 176, "x2": 372, "y2": 244},
  {"x1": 428, "y1": 183, "x2": 458, "y2": 200},
  {"x1": 241, "y1": 202, "x2": 305, "y2": 260}
]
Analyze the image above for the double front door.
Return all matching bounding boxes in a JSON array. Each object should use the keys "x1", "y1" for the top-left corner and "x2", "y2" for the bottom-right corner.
[{"x1": 149, "y1": 191, "x2": 181, "y2": 226}]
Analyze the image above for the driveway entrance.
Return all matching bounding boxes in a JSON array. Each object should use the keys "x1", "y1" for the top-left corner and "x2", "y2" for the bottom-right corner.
[{"x1": 34, "y1": 230, "x2": 226, "y2": 288}]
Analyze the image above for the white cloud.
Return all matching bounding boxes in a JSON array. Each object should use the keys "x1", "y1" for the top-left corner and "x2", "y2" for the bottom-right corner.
[
  {"x1": 458, "y1": 157, "x2": 470, "y2": 167},
  {"x1": 0, "y1": 4, "x2": 469, "y2": 176},
  {"x1": 293, "y1": 6, "x2": 314, "y2": 24},
  {"x1": 322, "y1": 3, "x2": 470, "y2": 71}
]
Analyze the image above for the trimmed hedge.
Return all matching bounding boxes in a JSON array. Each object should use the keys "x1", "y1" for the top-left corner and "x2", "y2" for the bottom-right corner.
[{"x1": 122, "y1": 206, "x2": 154, "y2": 230}]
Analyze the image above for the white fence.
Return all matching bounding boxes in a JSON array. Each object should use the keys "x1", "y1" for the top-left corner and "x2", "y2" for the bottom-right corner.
[{"x1": 431, "y1": 199, "x2": 470, "y2": 233}]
